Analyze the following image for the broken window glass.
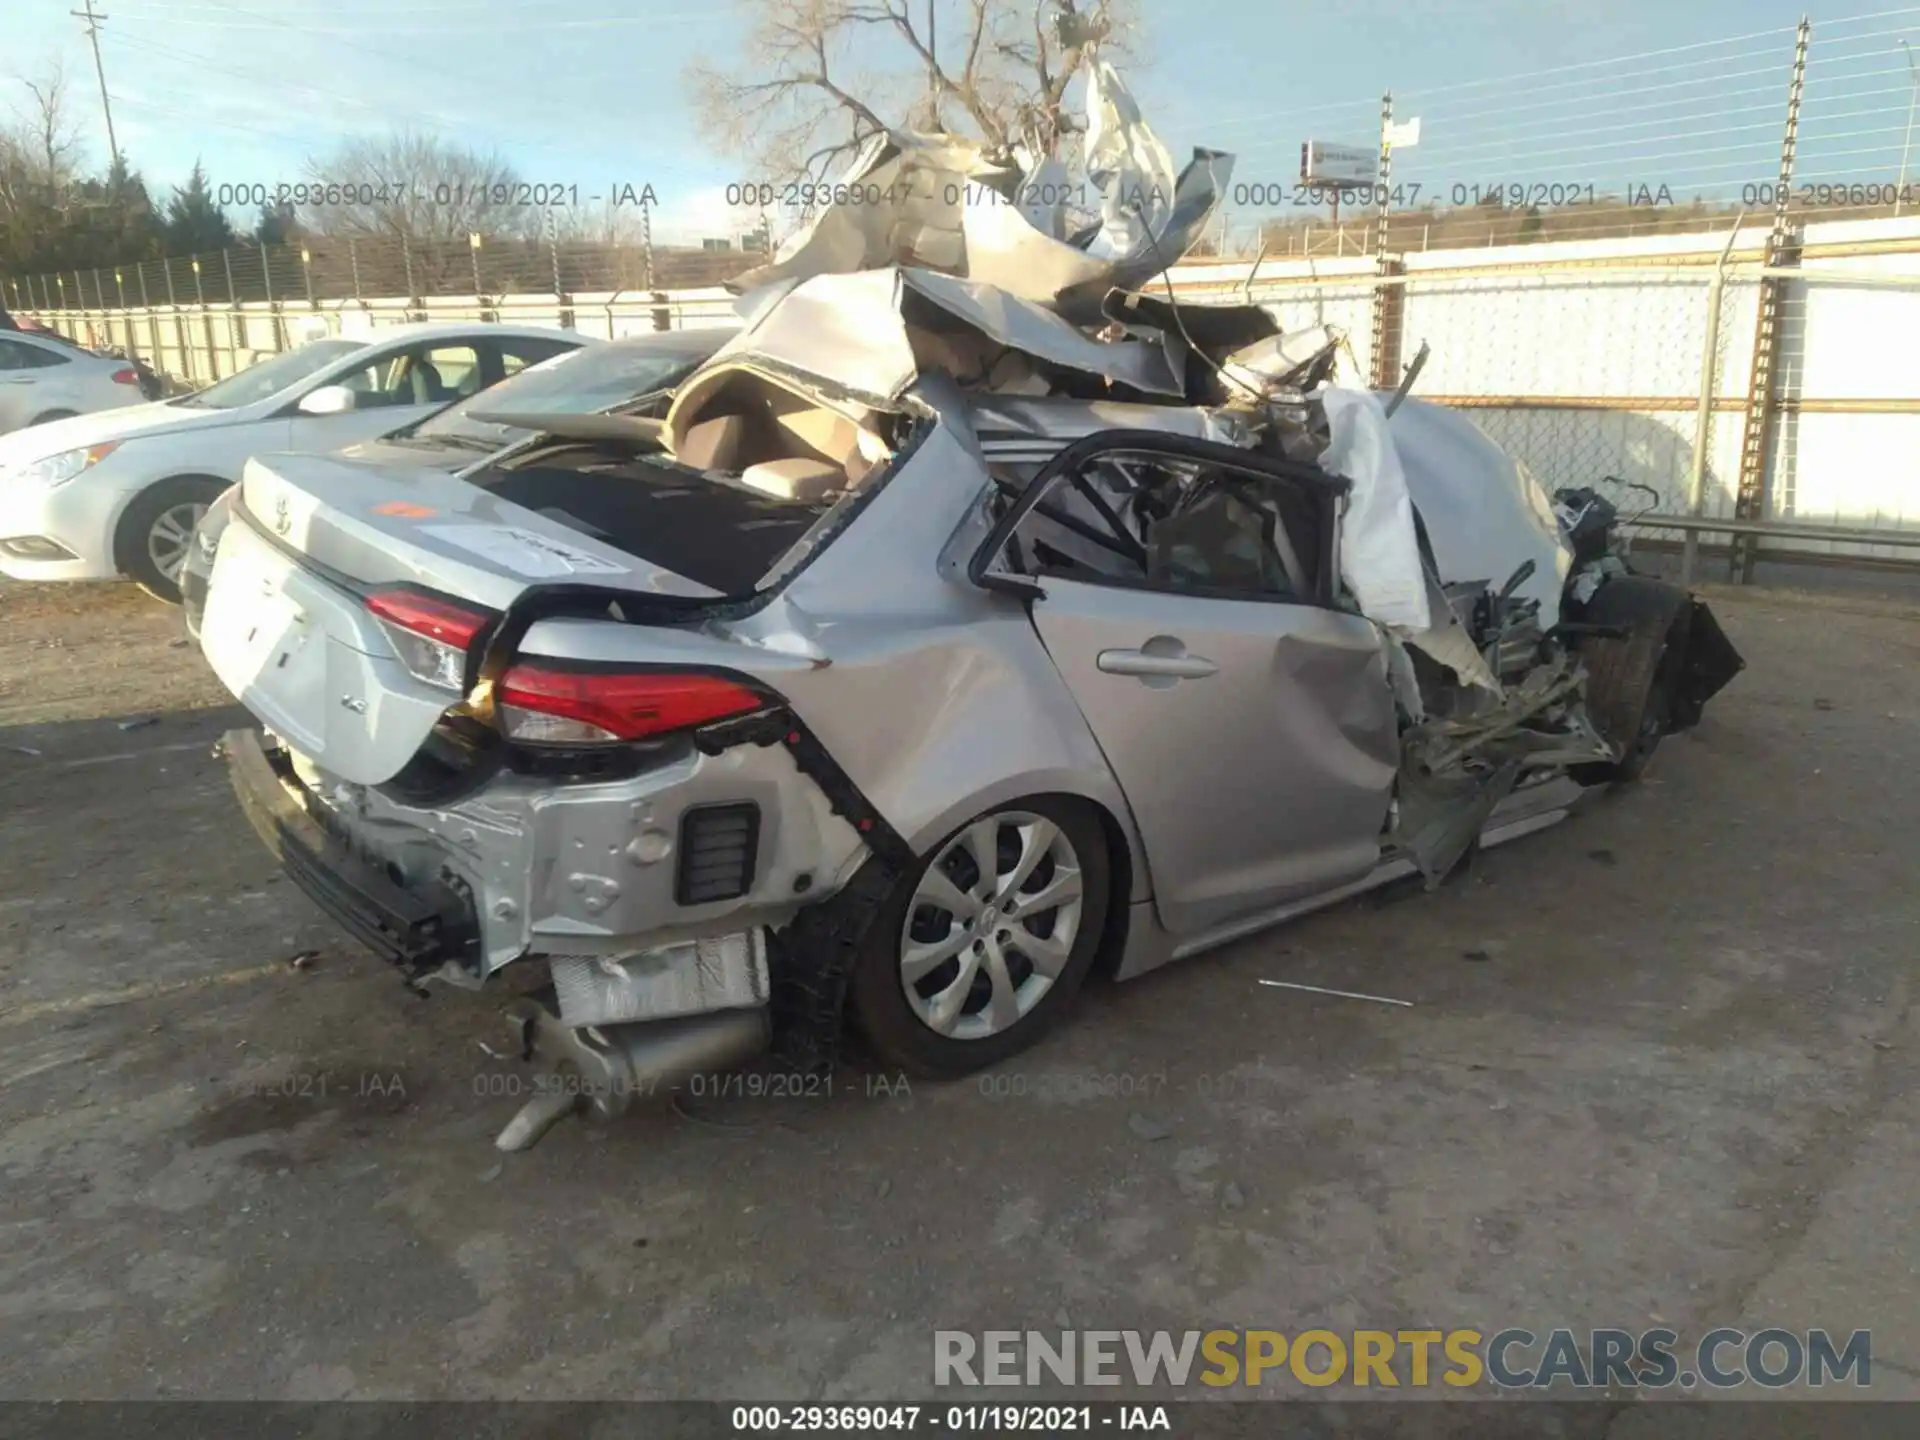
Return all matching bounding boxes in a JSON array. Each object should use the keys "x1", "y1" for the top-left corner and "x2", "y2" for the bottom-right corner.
[{"x1": 993, "y1": 445, "x2": 1329, "y2": 603}]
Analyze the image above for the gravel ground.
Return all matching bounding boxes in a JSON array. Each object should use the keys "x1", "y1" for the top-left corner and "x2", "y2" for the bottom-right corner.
[{"x1": 1, "y1": 575, "x2": 1918, "y2": 1426}]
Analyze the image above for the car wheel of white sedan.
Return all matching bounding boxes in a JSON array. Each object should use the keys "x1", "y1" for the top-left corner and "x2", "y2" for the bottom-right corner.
[
  {"x1": 116, "y1": 476, "x2": 228, "y2": 605},
  {"x1": 849, "y1": 796, "x2": 1112, "y2": 1079}
]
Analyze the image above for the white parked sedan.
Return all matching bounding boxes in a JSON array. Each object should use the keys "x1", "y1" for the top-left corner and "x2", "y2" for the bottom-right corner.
[
  {"x1": 0, "y1": 329, "x2": 162, "y2": 433},
  {"x1": 0, "y1": 321, "x2": 581, "y2": 601}
]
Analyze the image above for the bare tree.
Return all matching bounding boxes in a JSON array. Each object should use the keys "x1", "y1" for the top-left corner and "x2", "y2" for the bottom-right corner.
[
  {"x1": 688, "y1": 0, "x2": 1131, "y2": 187},
  {"x1": 24, "y1": 66, "x2": 82, "y2": 188},
  {"x1": 0, "y1": 63, "x2": 87, "y2": 277},
  {"x1": 549, "y1": 197, "x2": 652, "y2": 248},
  {"x1": 299, "y1": 130, "x2": 539, "y2": 244},
  {"x1": 1, "y1": 62, "x2": 82, "y2": 219}
]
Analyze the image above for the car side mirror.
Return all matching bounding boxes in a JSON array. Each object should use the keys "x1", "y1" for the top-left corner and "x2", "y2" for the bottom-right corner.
[{"x1": 298, "y1": 384, "x2": 358, "y2": 416}]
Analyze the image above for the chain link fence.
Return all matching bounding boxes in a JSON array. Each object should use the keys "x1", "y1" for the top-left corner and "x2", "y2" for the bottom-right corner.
[{"x1": 3, "y1": 233, "x2": 756, "y2": 317}]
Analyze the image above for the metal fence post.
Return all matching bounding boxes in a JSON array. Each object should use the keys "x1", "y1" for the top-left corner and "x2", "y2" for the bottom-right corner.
[
  {"x1": 547, "y1": 207, "x2": 574, "y2": 330},
  {"x1": 165, "y1": 259, "x2": 188, "y2": 383},
  {"x1": 261, "y1": 240, "x2": 287, "y2": 351},
  {"x1": 194, "y1": 257, "x2": 219, "y2": 379},
  {"x1": 1369, "y1": 90, "x2": 1407, "y2": 389},
  {"x1": 348, "y1": 238, "x2": 362, "y2": 303},
  {"x1": 114, "y1": 269, "x2": 135, "y2": 359},
  {"x1": 222, "y1": 249, "x2": 240, "y2": 366},
  {"x1": 1729, "y1": 16, "x2": 1810, "y2": 584},
  {"x1": 641, "y1": 195, "x2": 656, "y2": 293},
  {"x1": 1681, "y1": 220, "x2": 1746, "y2": 585},
  {"x1": 136, "y1": 264, "x2": 160, "y2": 376}
]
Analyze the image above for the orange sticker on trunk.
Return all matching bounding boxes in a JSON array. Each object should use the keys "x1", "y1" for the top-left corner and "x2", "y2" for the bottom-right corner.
[{"x1": 373, "y1": 501, "x2": 437, "y2": 518}]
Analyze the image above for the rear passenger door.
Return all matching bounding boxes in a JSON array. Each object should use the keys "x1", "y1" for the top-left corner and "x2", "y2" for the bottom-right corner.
[
  {"x1": 0, "y1": 336, "x2": 71, "y2": 432},
  {"x1": 970, "y1": 431, "x2": 1398, "y2": 938}
]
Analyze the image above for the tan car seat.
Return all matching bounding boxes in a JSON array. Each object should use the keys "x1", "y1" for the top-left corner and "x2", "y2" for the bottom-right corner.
[
  {"x1": 738, "y1": 458, "x2": 844, "y2": 503},
  {"x1": 676, "y1": 414, "x2": 746, "y2": 471}
]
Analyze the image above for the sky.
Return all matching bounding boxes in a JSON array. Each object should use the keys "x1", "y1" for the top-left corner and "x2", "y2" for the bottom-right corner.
[{"x1": 5, "y1": 0, "x2": 1916, "y2": 246}]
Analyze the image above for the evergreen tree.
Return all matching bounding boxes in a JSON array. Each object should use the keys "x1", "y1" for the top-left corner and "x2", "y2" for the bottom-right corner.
[
  {"x1": 164, "y1": 160, "x2": 236, "y2": 254},
  {"x1": 252, "y1": 199, "x2": 298, "y2": 247},
  {"x1": 69, "y1": 156, "x2": 166, "y2": 269}
]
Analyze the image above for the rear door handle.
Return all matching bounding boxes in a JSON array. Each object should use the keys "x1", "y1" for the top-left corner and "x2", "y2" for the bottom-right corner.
[{"x1": 1097, "y1": 648, "x2": 1218, "y2": 680}]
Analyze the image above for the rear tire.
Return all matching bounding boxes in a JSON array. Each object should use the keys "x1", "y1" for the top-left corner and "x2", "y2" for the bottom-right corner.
[
  {"x1": 29, "y1": 409, "x2": 77, "y2": 426},
  {"x1": 1573, "y1": 576, "x2": 1691, "y2": 785},
  {"x1": 116, "y1": 476, "x2": 228, "y2": 605},
  {"x1": 849, "y1": 796, "x2": 1112, "y2": 1079}
]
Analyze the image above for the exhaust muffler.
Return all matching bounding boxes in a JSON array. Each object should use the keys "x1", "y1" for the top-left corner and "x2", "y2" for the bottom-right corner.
[{"x1": 494, "y1": 1001, "x2": 772, "y2": 1152}]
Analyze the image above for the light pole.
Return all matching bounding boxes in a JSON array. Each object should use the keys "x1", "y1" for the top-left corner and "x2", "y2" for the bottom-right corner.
[{"x1": 1899, "y1": 40, "x2": 1918, "y2": 218}]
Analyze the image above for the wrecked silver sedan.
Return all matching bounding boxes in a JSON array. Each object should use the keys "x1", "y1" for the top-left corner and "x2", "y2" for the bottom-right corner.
[{"x1": 194, "y1": 70, "x2": 1740, "y2": 1149}]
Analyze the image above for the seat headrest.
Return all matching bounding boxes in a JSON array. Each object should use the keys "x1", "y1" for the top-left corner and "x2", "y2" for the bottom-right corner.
[
  {"x1": 738, "y1": 457, "x2": 843, "y2": 503},
  {"x1": 675, "y1": 413, "x2": 745, "y2": 471}
]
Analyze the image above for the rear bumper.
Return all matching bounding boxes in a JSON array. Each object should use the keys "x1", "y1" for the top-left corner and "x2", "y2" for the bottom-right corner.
[
  {"x1": 223, "y1": 712, "x2": 874, "y2": 981},
  {"x1": 224, "y1": 727, "x2": 480, "y2": 979}
]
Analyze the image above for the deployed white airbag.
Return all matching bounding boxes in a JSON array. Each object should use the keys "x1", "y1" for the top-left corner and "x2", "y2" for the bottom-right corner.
[{"x1": 1319, "y1": 388, "x2": 1431, "y2": 632}]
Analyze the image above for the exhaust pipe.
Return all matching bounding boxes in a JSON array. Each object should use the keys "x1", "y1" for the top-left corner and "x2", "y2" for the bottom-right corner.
[{"x1": 495, "y1": 1002, "x2": 771, "y2": 1152}]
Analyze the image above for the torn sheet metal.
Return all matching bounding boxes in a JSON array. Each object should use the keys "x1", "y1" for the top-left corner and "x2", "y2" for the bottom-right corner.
[
  {"x1": 1221, "y1": 325, "x2": 1342, "y2": 396},
  {"x1": 1389, "y1": 398, "x2": 1571, "y2": 631},
  {"x1": 1079, "y1": 58, "x2": 1181, "y2": 265},
  {"x1": 697, "y1": 269, "x2": 921, "y2": 411},
  {"x1": 680, "y1": 266, "x2": 1188, "y2": 439},
  {"x1": 1101, "y1": 289, "x2": 1280, "y2": 361},
  {"x1": 899, "y1": 268, "x2": 1185, "y2": 396},
  {"x1": 1318, "y1": 388, "x2": 1432, "y2": 633},
  {"x1": 1404, "y1": 564, "x2": 1502, "y2": 693},
  {"x1": 730, "y1": 61, "x2": 1232, "y2": 321},
  {"x1": 1395, "y1": 755, "x2": 1522, "y2": 887},
  {"x1": 966, "y1": 394, "x2": 1249, "y2": 451}
]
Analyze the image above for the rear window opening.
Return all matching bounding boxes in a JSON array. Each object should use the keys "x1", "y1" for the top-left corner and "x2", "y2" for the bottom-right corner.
[
  {"x1": 477, "y1": 451, "x2": 828, "y2": 596},
  {"x1": 987, "y1": 446, "x2": 1340, "y2": 606},
  {"x1": 467, "y1": 364, "x2": 913, "y2": 598}
]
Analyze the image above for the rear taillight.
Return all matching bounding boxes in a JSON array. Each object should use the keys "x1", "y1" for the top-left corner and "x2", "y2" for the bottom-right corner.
[
  {"x1": 110, "y1": 366, "x2": 140, "y2": 386},
  {"x1": 495, "y1": 664, "x2": 767, "y2": 745},
  {"x1": 367, "y1": 587, "x2": 493, "y2": 692}
]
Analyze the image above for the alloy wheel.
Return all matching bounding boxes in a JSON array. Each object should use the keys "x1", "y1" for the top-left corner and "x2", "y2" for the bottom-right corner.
[
  {"x1": 898, "y1": 810, "x2": 1086, "y2": 1041},
  {"x1": 147, "y1": 502, "x2": 208, "y2": 584}
]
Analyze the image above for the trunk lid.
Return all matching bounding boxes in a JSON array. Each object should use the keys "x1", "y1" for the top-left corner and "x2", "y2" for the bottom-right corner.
[
  {"x1": 236, "y1": 449, "x2": 724, "y2": 610},
  {"x1": 201, "y1": 450, "x2": 724, "y2": 786}
]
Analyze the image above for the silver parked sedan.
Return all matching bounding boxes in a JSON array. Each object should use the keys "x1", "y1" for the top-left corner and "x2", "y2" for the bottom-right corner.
[
  {"x1": 0, "y1": 329, "x2": 160, "y2": 432},
  {"x1": 195, "y1": 279, "x2": 1742, "y2": 1150}
]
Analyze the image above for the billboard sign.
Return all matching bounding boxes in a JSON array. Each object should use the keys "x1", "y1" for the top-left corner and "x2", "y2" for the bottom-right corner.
[{"x1": 1300, "y1": 141, "x2": 1378, "y2": 186}]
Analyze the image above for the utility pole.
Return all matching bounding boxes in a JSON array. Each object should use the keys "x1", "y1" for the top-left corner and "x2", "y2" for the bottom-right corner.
[
  {"x1": 925, "y1": 0, "x2": 939, "y2": 130},
  {"x1": 72, "y1": 0, "x2": 121, "y2": 176}
]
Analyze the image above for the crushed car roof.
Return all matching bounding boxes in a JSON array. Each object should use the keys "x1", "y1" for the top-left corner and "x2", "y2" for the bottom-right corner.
[{"x1": 662, "y1": 47, "x2": 1571, "y2": 683}]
